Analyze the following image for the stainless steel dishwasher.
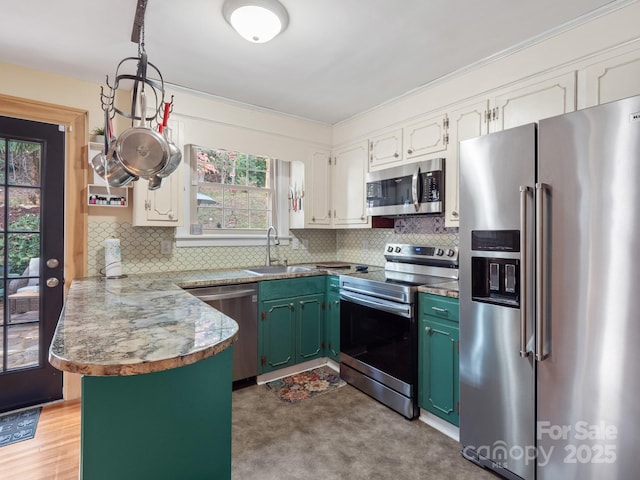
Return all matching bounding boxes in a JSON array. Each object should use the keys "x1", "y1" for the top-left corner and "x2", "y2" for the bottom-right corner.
[{"x1": 184, "y1": 283, "x2": 258, "y2": 384}]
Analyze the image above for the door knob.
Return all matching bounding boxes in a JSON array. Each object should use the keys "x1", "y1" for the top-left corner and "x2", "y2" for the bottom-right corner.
[
  {"x1": 46, "y1": 258, "x2": 60, "y2": 268},
  {"x1": 46, "y1": 277, "x2": 59, "y2": 288}
]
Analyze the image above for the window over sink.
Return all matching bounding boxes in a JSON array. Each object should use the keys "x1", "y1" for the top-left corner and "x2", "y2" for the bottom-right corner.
[{"x1": 176, "y1": 144, "x2": 289, "y2": 247}]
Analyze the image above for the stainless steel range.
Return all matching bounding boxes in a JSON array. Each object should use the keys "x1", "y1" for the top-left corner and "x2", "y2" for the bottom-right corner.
[{"x1": 339, "y1": 243, "x2": 459, "y2": 419}]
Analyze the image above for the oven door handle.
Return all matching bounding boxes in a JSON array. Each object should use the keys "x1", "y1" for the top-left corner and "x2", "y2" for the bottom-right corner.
[
  {"x1": 340, "y1": 284, "x2": 408, "y2": 304},
  {"x1": 340, "y1": 291, "x2": 412, "y2": 318}
]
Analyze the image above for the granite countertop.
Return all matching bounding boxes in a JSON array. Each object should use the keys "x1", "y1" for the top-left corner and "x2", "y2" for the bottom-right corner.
[
  {"x1": 418, "y1": 280, "x2": 460, "y2": 299},
  {"x1": 48, "y1": 264, "x2": 361, "y2": 377}
]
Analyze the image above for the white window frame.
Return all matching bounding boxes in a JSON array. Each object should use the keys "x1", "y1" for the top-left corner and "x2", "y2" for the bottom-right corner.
[{"x1": 175, "y1": 145, "x2": 290, "y2": 247}]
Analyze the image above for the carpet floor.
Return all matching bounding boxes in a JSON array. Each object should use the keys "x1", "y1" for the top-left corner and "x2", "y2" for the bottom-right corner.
[{"x1": 232, "y1": 382, "x2": 498, "y2": 480}]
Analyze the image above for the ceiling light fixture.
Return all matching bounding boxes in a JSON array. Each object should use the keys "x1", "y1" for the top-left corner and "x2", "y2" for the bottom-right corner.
[{"x1": 222, "y1": 0, "x2": 289, "y2": 44}]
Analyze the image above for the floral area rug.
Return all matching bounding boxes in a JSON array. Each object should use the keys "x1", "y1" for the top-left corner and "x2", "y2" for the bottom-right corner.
[
  {"x1": 0, "y1": 406, "x2": 41, "y2": 448},
  {"x1": 265, "y1": 366, "x2": 346, "y2": 404}
]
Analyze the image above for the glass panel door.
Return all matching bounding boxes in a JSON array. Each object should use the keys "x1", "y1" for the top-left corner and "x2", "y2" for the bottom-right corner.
[{"x1": 0, "y1": 116, "x2": 64, "y2": 412}]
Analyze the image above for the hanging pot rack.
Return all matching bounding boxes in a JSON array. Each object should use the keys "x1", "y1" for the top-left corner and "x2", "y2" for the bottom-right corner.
[{"x1": 94, "y1": 0, "x2": 181, "y2": 190}]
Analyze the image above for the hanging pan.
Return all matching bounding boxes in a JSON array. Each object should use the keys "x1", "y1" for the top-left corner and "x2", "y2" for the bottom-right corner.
[{"x1": 115, "y1": 88, "x2": 170, "y2": 178}]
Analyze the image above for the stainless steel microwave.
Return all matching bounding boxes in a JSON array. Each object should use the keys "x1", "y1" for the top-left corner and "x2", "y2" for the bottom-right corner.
[{"x1": 366, "y1": 158, "x2": 444, "y2": 216}]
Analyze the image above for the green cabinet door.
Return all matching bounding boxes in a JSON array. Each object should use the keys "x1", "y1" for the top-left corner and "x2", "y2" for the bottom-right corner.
[
  {"x1": 420, "y1": 318, "x2": 459, "y2": 425},
  {"x1": 296, "y1": 293, "x2": 324, "y2": 363},
  {"x1": 325, "y1": 276, "x2": 340, "y2": 362},
  {"x1": 418, "y1": 293, "x2": 459, "y2": 426},
  {"x1": 260, "y1": 298, "x2": 296, "y2": 373},
  {"x1": 258, "y1": 277, "x2": 327, "y2": 374}
]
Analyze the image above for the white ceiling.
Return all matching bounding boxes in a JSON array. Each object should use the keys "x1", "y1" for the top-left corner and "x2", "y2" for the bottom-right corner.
[{"x1": 0, "y1": 0, "x2": 627, "y2": 124}]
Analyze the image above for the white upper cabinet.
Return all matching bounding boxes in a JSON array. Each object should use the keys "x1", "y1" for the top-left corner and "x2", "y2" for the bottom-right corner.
[
  {"x1": 404, "y1": 112, "x2": 449, "y2": 161},
  {"x1": 132, "y1": 120, "x2": 184, "y2": 227},
  {"x1": 445, "y1": 100, "x2": 489, "y2": 227},
  {"x1": 132, "y1": 169, "x2": 183, "y2": 226},
  {"x1": 489, "y1": 71, "x2": 577, "y2": 133},
  {"x1": 585, "y1": 49, "x2": 640, "y2": 107},
  {"x1": 304, "y1": 149, "x2": 332, "y2": 228},
  {"x1": 332, "y1": 141, "x2": 369, "y2": 227},
  {"x1": 304, "y1": 144, "x2": 370, "y2": 229},
  {"x1": 368, "y1": 113, "x2": 450, "y2": 171},
  {"x1": 369, "y1": 128, "x2": 402, "y2": 170}
]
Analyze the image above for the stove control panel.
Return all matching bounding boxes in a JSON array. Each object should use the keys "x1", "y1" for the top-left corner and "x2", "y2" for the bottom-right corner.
[{"x1": 384, "y1": 243, "x2": 459, "y2": 265}]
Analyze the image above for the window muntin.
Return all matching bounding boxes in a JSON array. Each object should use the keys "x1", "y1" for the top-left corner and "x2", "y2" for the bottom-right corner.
[{"x1": 192, "y1": 146, "x2": 272, "y2": 232}]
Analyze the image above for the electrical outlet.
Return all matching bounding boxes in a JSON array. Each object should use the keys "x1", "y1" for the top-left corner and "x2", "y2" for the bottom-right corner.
[
  {"x1": 362, "y1": 240, "x2": 369, "y2": 250},
  {"x1": 160, "y1": 240, "x2": 172, "y2": 255},
  {"x1": 292, "y1": 238, "x2": 299, "y2": 250},
  {"x1": 302, "y1": 239, "x2": 309, "y2": 250}
]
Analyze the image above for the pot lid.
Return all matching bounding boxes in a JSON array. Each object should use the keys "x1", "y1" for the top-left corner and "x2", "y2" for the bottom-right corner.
[{"x1": 117, "y1": 128, "x2": 169, "y2": 177}]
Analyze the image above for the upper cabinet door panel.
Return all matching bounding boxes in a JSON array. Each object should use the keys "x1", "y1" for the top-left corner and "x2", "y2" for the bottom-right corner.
[
  {"x1": 585, "y1": 49, "x2": 640, "y2": 107},
  {"x1": 333, "y1": 141, "x2": 369, "y2": 226},
  {"x1": 491, "y1": 71, "x2": 576, "y2": 132},
  {"x1": 369, "y1": 129, "x2": 402, "y2": 171},
  {"x1": 404, "y1": 113, "x2": 449, "y2": 161},
  {"x1": 132, "y1": 163, "x2": 183, "y2": 226},
  {"x1": 445, "y1": 99, "x2": 489, "y2": 227},
  {"x1": 305, "y1": 149, "x2": 332, "y2": 227}
]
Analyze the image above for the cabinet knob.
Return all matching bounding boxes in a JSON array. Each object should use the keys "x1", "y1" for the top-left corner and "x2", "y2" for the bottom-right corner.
[
  {"x1": 393, "y1": 152, "x2": 399, "y2": 158},
  {"x1": 425, "y1": 326, "x2": 432, "y2": 334},
  {"x1": 407, "y1": 149, "x2": 413, "y2": 154},
  {"x1": 289, "y1": 303, "x2": 294, "y2": 310},
  {"x1": 452, "y1": 211, "x2": 459, "y2": 218}
]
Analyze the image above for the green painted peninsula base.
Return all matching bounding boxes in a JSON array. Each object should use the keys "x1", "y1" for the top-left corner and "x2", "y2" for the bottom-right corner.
[{"x1": 80, "y1": 347, "x2": 233, "y2": 480}]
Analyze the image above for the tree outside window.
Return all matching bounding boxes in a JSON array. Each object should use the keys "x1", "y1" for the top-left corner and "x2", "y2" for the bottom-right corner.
[{"x1": 192, "y1": 146, "x2": 271, "y2": 231}]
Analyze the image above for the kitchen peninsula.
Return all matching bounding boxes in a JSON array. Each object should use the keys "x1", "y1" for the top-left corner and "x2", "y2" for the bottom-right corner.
[{"x1": 49, "y1": 275, "x2": 241, "y2": 480}]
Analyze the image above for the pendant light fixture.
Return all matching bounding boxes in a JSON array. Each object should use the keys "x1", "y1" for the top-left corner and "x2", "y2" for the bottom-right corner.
[{"x1": 222, "y1": 0, "x2": 289, "y2": 43}]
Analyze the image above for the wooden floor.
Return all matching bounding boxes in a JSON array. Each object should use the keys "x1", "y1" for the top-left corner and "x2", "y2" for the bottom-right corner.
[{"x1": 0, "y1": 400, "x2": 80, "y2": 480}]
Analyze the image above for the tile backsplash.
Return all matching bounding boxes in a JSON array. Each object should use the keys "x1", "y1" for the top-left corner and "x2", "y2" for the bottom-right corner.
[{"x1": 87, "y1": 216, "x2": 459, "y2": 276}]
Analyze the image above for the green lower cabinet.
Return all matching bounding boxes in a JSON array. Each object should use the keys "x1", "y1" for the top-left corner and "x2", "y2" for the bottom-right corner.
[
  {"x1": 418, "y1": 293, "x2": 460, "y2": 427},
  {"x1": 325, "y1": 276, "x2": 340, "y2": 362},
  {"x1": 258, "y1": 277, "x2": 326, "y2": 374},
  {"x1": 296, "y1": 293, "x2": 324, "y2": 363},
  {"x1": 261, "y1": 298, "x2": 297, "y2": 371},
  {"x1": 81, "y1": 348, "x2": 232, "y2": 480}
]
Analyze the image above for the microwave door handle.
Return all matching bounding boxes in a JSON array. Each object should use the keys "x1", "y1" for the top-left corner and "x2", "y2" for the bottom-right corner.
[{"x1": 412, "y1": 166, "x2": 420, "y2": 211}]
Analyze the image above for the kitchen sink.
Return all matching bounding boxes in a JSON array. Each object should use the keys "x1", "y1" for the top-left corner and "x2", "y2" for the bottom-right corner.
[{"x1": 243, "y1": 265, "x2": 313, "y2": 276}]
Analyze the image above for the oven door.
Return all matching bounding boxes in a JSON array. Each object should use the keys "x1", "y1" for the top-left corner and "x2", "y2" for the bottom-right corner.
[{"x1": 339, "y1": 289, "x2": 418, "y2": 418}]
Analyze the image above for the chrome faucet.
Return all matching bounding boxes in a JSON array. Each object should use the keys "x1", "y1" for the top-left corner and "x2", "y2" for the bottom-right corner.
[{"x1": 265, "y1": 225, "x2": 279, "y2": 266}]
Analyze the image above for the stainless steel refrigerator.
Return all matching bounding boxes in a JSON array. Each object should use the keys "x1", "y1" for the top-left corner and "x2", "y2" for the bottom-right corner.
[{"x1": 458, "y1": 94, "x2": 640, "y2": 480}]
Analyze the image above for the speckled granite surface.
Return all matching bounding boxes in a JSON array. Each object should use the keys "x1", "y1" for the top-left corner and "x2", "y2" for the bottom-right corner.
[
  {"x1": 48, "y1": 275, "x2": 244, "y2": 377},
  {"x1": 418, "y1": 280, "x2": 459, "y2": 299},
  {"x1": 49, "y1": 266, "x2": 360, "y2": 377}
]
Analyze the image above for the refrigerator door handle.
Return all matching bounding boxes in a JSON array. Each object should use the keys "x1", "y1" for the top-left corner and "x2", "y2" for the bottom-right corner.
[
  {"x1": 535, "y1": 182, "x2": 548, "y2": 361},
  {"x1": 519, "y1": 185, "x2": 531, "y2": 358},
  {"x1": 412, "y1": 166, "x2": 420, "y2": 211}
]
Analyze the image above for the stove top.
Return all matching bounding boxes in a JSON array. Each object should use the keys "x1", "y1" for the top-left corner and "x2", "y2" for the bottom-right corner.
[{"x1": 339, "y1": 243, "x2": 459, "y2": 304}]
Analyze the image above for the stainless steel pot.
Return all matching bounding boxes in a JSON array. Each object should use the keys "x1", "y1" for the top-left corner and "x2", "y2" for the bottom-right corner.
[
  {"x1": 116, "y1": 90, "x2": 170, "y2": 178},
  {"x1": 91, "y1": 146, "x2": 138, "y2": 187},
  {"x1": 157, "y1": 130, "x2": 182, "y2": 178}
]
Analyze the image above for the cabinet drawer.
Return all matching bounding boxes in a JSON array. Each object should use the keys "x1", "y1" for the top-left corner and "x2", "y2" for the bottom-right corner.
[
  {"x1": 326, "y1": 275, "x2": 340, "y2": 294},
  {"x1": 420, "y1": 293, "x2": 459, "y2": 322},
  {"x1": 259, "y1": 276, "x2": 325, "y2": 301}
]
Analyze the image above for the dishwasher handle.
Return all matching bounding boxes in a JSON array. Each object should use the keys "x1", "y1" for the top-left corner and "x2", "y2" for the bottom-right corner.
[{"x1": 194, "y1": 289, "x2": 257, "y2": 302}]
